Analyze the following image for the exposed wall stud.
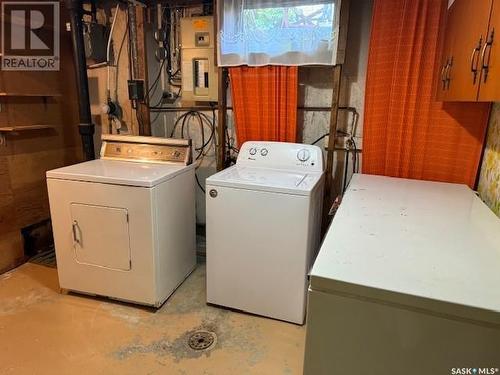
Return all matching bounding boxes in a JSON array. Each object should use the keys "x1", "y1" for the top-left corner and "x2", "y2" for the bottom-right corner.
[{"x1": 322, "y1": 64, "x2": 343, "y2": 232}]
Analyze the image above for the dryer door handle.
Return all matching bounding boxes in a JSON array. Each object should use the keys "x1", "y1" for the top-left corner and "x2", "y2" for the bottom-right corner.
[{"x1": 72, "y1": 220, "x2": 81, "y2": 245}]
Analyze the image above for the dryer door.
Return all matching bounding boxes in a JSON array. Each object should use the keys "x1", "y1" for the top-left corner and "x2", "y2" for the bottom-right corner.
[{"x1": 70, "y1": 203, "x2": 131, "y2": 271}]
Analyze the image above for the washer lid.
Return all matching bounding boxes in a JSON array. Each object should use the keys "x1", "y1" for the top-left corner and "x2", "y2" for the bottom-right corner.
[
  {"x1": 206, "y1": 165, "x2": 323, "y2": 196},
  {"x1": 310, "y1": 174, "x2": 500, "y2": 326},
  {"x1": 46, "y1": 159, "x2": 194, "y2": 187}
]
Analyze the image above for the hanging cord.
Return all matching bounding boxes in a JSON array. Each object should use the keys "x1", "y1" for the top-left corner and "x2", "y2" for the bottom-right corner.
[
  {"x1": 309, "y1": 109, "x2": 360, "y2": 193},
  {"x1": 113, "y1": 10, "x2": 128, "y2": 102},
  {"x1": 311, "y1": 132, "x2": 329, "y2": 145},
  {"x1": 341, "y1": 137, "x2": 359, "y2": 193},
  {"x1": 195, "y1": 174, "x2": 206, "y2": 193},
  {"x1": 104, "y1": 3, "x2": 120, "y2": 98},
  {"x1": 222, "y1": 107, "x2": 239, "y2": 161},
  {"x1": 147, "y1": 58, "x2": 166, "y2": 101},
  {"x1": 170, "y1": 110, "x2": 216, "y2": 193}
]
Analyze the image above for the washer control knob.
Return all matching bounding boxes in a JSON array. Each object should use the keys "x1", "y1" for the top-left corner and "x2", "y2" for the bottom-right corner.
[
  {"x1": 297, "y1": 148, "x2": 311, "y2": 162},
  {"x1": 249, "y1": 147, "x2": 257, "y2": 155},
  {"x1": 260, "y1": 148, "x2": 268, "y2": 156}
]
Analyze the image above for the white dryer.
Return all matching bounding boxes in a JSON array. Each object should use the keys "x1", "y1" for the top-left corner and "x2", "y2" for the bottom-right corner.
[
  {"x1": 46, "y1": 135, "x2": 196, "y2": 307},
  {"x1": 206, "y1": 141, "x2": 325, "y2": 324}
]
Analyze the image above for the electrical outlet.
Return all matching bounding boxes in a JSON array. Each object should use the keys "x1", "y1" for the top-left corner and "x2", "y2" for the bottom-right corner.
[
  {"x1": 324, "y1": 135, "x2": 329, "y2": 149},
  {"x1": 127, "y1": 80, "x2": 145, "y2": 101}
]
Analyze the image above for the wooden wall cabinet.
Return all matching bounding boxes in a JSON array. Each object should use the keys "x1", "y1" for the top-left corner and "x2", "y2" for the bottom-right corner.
[
  {"x1": 438, "y1": 0, "x2": 499, "y2": 101},
  {"x1": 479, "y1": 0, "x2": 500, "y2": 100}
]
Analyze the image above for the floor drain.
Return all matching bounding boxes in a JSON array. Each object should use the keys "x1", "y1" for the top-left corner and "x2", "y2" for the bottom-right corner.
[{"x1": 188, "y1": 330, "x2": 216, "y2": 351}]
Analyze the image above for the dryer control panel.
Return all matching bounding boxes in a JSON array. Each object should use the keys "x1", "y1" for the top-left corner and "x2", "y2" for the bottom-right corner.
[
  {"x1": 100, "y1": 135, "x2": 192, "y2": 165},
  {"x1": 237, "y1": 141, "x2": 324, "y2": 172}
]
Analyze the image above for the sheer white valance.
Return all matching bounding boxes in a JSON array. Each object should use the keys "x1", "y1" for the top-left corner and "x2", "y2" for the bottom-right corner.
[{"x1": 217, "y1": 0, "x2": 341, "y2": 66}]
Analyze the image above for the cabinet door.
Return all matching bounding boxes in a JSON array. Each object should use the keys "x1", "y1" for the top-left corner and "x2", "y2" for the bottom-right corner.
[
  {"x1": 446, "y1": 0, "x2": 493, "y2": 101},
  {"x1": 437, "y1": 4, "x2": 459, "y2": 101},
  {"x1": 478, "y1": 0, "x2": 500, "y2": 100},
  {"x1": 70, "y1": 203, "x2": 131, "y2": 271}
]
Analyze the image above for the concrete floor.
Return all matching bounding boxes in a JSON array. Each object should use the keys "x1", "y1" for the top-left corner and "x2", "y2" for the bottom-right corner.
[{"x1": 0, "y1": 262, "x2": 305, "y2": 375}]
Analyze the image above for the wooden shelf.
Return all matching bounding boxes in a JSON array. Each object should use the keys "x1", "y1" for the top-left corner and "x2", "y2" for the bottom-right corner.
[
  {"x1": 0, "y1": 92, "x2": 61, "y2": 97},
  {"x1": 0, "y1": 125, "x2": 55, "y2": 132}
]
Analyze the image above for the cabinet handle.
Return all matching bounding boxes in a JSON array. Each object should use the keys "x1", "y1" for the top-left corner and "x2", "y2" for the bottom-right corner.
[
  {"x1": 72, "y1": 220, "x2": 80, "y2": 245},
  {"x1": 470, "y1": 37, "x2": 482, "y2": 84},
  {"x1": 481, "y1": 28, "x2": 495, "y2": 83},
  {"x1": 440, "y1": 62, "x2": 448, "y2": 90},
  {"x1": 445, "y1": 56, "x2": 453, "y2": 89}
]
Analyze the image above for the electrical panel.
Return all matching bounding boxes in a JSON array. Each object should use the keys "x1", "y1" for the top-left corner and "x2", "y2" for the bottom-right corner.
[{"x1": 180, "y1": 16, "x2": 218, "y2": 102}]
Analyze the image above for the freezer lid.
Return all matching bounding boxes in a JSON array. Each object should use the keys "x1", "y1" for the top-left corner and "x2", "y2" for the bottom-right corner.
[
  {"x1": 46, "y1": 159, "x2": 195, "y2": 187},
  {"x1": 206, "y1": 166, "x2": 324, "y2": 196},
  {"x1": 310, "y1": 174, "x2": 500, "y2": 326}
]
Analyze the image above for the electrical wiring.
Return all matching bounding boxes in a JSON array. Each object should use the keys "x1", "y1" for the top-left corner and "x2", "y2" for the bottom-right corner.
[
  {"x1": 311, "y1": 130, "x2": 349, "y2": 146},
  {"x1": 350, "y1": 137, "x2": 359, "y2": 174},
  {"x1": 191, "y1": 114, "x2": 215, "y2": 158},
  {"x1": 159, "y1": 5, "x2": 182, "y2": 87},
  {"x1": 113, "y1": 10, "x2": 128, "y2": 102},
  {"x1": 311, "y1": 133, "x2": 329, "y2": 145},
  {"x1": 341, "y1": 138, "x2": 359, "y2": 193},
  {"x1": 219, "y1": 106, "x2": 239, "y2": 159},
  {"x1": 225, "y1": 127, "x2": 239, "y2": 159},
  {"x1": 124, "y1": 6, "x2": 144, "y2": 131},
  {"x1": 147, "y1": 58, "x2": 166, "y2": 100},
  {"x1": 196, "y1": 111, "x2": 216, "y2": 152},
  {"x1": 195, "y1": 173, "x2": 206, "y2": 193},
  {"x1": 169, "y1": 110, "x2": 216, "y2": 192},
  {"x1": 135, "y1": 108, "x2": 143, "y2": 131},
  {"x1": 148, "y1": 85, "x2": 182, "y2": 110},
  {"x1": 94, "y1": 4, "x2": 129, "y2": 134},
  {"x1": 106, "y1": 3, "x2": 121, "y2": 96},
  {"x1": 132, "y1": 13, "x2": 168, "y2": 132},
  {"x1": 149, "y1": 107, "x2": 162, "y2": 125},
  {"x1": 309, "y1": 128, "x2": 360, "y2": 194}
]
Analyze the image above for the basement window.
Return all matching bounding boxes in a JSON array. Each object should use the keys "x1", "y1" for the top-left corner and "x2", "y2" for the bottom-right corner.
[{"x1": 218, "y1": 0, "x2": 339, "y2": 66}]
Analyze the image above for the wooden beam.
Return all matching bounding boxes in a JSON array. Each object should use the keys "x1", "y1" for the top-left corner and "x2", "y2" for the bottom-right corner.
[
  {"x1": 320, "y1": 0, "x2": 350, "y2": 231},
  {"x1": 136, "y1": 5, "x2": 151, "y2": 135},
  {"x1": 128, "y1": 3, "x2": 151, "y2": 136},
  {"x1": 322, "y1": 64, "x2": 343, "y2": 231},
  {"x1": 336, "y1": 0, "x2": 351, "y2": 65},
  {"x1": 217, "y1": 67, "x2": 228, "y2": 170}
]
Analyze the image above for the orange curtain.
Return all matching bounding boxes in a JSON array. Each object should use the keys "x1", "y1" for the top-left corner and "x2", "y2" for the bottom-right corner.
[
  {"x1": 229, "y1": 66, "x2": 298, "y2": 147},
  {"x1": 362, "y1": 0, "x2": 490, "y2": 188}
]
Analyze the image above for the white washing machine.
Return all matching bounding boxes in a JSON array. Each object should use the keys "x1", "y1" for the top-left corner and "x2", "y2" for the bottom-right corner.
[
  {"x1": 206, "y1": 141, "x2": 325, "y2": 324},
  {"x1": 46, "y1": 135, "x2": 196, "y2": 307}
]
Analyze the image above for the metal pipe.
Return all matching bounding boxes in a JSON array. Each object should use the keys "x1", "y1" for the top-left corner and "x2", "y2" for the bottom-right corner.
[
  {"x1": 150, "y1": 106, "x2": 217, "y2": 112},
  {"x1": 342, "y1": 147, "x2": 350, "y2": 193},
  {"x1": 150, "y1": 106, "x2": 359, "y2": 112},
  {"x1": 65, "y1": 0, "x2": 95, "y2": 160},
  {"x1": 298, "y1": 106, "x2": 358, "y2": 112}
]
